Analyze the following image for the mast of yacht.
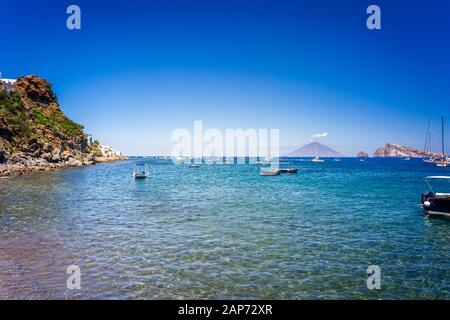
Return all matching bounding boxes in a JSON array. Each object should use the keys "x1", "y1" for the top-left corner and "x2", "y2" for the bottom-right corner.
[
  {"x1": 428, "y1": 129, "x2": 432, "y2": 154},
  {"x1": 442, "y1": 116, "x2": 445, "y2": 159},
  {"x1": 424, "y1": 118, "x2": 431, "y2": 155}
]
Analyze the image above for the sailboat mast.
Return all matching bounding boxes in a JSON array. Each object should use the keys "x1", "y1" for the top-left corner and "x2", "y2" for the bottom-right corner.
[
  {"x1": 424, "y1": 118, "x2": 431, "y2": 154},
  {"x1": 429, "y1": 130, "x2": 432, "y2": 154},
  {"x1": 442, "y1": 116, "x2": 445, "y2": 157}
]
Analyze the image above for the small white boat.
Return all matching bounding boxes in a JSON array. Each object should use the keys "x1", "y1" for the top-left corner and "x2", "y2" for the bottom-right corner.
[
  {"x1": 402, "y1": 157, "x2": 411, "y2": 161},
  {"x1": 312, "y1": 156, "x2": 324, "y2": 163},
  {"x1": 172, "y1": 155, "x2": 184, "y2": 164},
  {"x1": 188, "y1": 158, "x2": 201, "y2": 168},
  {"x1": 260, "y1": 167, "x2": 280, "y2": 176},
  {"x1": 133, "y1": 163, "x2": 149, "y2": 179}
]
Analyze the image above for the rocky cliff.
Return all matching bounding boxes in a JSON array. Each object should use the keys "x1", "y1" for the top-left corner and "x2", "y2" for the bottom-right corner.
[
  {"x1": 373, "y1": 143, "x2": 439, "y2": 158},
  {"x1": 0, "y1": 75, "x2": 123, "y2": 176}
]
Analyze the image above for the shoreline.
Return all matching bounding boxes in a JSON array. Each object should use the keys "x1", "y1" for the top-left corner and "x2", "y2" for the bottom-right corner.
[{"x1": 0, "y1": 156, "x2": 128, "y2": 178}]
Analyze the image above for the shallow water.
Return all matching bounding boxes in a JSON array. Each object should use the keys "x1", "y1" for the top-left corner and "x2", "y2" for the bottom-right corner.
[{"x1": 0, "y1": 158, "x2": 449, "y2": 299}]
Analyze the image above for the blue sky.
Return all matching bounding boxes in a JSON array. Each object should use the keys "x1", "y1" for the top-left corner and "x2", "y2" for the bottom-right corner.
[{"x1": 1, "y1": 0, "x2": 449, "y2": 155}]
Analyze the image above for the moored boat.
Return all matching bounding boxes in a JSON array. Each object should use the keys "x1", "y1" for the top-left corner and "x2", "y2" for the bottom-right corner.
[
  {"x1": 260, "y1": 167, "x2": 280, "y2": 176},
  {"x1": 421, "y1": 176, "x2": 450, "y2": 218},
  {"x1": 133, "y1": 163, "x2": 149, "y2": 179},
  {"x1": 279, "y1": 168, "x2": 298, "y2": 174},
  {"x1": 436, "y1": 161, "x2": 449, "y2": 167},
  {"x1": 312, "y1": 156, "x2": 324, "y2": 163},
  {"x1": 188, "y1": 158, "x2": 201, "y2": 168},
  {"x1": 277, "y1": 161, "x2": 299, "y2": 174}
]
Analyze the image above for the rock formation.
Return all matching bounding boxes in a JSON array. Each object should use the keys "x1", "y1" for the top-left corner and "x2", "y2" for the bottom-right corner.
[
  {"x1": 0, "y1": 75, "x2": 124, "y2": 176},
  {"x1": 357, "y1": 151, "x2": 369, "y2": 158},
  {"x1": 373, "y1": 143, "x2": 439, "y2": 158}
]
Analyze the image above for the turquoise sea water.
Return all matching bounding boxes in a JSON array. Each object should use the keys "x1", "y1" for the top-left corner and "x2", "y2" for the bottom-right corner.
[{"x1": 0, "y1": 158, "x2": 449, "y2": 299}]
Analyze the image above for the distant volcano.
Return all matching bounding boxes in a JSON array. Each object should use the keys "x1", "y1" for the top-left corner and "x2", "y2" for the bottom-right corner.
[{"x1": 285, "y1": 142, "x2": 343, "y2": 157}]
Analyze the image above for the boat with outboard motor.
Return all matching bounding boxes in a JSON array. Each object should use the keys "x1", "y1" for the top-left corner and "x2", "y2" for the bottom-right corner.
[
  {"x1": 133, "y1": 163, "x2": 149, "y2": 179},
  {"x1": 421, "y1": 176, "x2": 450, "y2": 218}
]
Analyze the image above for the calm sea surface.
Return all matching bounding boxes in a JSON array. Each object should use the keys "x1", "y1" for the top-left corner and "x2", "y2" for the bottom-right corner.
[{"x1": 0, "y1": 158, "x2": 449, "y2": 299}]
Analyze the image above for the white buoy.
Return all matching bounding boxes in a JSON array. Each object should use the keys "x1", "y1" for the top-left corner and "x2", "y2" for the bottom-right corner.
[{"x1": 423, "y1": 201, "x2": 431, "y2": 207}]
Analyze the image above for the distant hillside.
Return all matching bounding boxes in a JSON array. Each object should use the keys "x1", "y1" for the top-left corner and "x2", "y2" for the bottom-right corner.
[
  {"x1": 373, "y1": 143, "x2": 441, "y2": 158},
  {"x1": 285, "y1": 142, "x2": 343, "y2": 157}
]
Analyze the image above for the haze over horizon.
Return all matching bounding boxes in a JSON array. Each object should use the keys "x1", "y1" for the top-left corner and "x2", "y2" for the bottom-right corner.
[{"x1": 2, "y1": 0, "x2": 449, "y2": 156}]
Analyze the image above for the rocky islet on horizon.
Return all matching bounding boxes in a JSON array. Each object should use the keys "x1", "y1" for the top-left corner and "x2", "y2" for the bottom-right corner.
[
  {"x1": 0, "y1": 75, "x2": 124, "y2": 177},
  {"x1": 357, "y1": 151, "x2": 369, "y2": 158},
  {"x1": 373, "y1": 142, "x2": 439, "y2": 158}
]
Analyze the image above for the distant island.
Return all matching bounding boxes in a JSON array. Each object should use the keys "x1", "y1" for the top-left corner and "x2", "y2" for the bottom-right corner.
[
  {"x1": 373, "y1": 142, "x2": 439, "y2": 158},
  {"x1": 357, "y1": 151, "x2": 369, "y2": 158},
  {"x1": 285, "y1": 142, "x2": 343, "y2": 157},
  {"x1": 285, "y1": 142, "x2": 439, "y2": 159},
  {"x1": 0, "y1": 75, "x2": 124, "y2": 176}
]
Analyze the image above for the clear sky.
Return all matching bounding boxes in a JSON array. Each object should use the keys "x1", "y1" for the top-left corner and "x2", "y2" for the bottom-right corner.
[{"x1": 1, "y1": 0, "x2": 449, "y2": 155}]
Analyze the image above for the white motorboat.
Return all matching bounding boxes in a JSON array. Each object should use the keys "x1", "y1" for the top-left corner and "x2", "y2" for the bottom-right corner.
[
  {"x1": 260, "y1": 167, "x2": 280, "y2": 176},
  {"x1": 312, "y1": 156, "x2": 324, "y2": 163},
  {"x1": 133, "y1": 163, "x2": 149, "y2": 179},
  {"x1": 436, "y1": 161, "x2": 449, "y2": 167}
]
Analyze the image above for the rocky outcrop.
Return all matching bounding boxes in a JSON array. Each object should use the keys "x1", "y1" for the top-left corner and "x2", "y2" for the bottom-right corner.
[
  {"x1": 357, "y1": 151, "x2": 369, "y2": 158},
  {"x1": 0, "y1": 75, "x2": 125, "y2": 177},
  {"x1": 373, "y1": 143, "x2": 440, "y2": 158},
  {"x1": 14, "y1": 75, "x2": 56, "y2": 106}
]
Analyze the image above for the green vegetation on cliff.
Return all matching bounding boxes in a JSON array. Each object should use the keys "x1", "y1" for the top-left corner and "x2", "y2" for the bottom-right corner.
[
  {"x1": 0, "y1": 91, "x2": 30, "y2": 138},
  {"x1": 0, "y1": 90, "x2": 84, "y2": 150},
  {"x1": 0, "y1": 75, "x2": 99, "y2": 165}
]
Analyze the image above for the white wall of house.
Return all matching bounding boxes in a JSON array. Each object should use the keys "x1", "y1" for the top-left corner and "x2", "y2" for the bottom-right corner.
[
  {"x1": 1, "y1": 79, "x2": 16, "y2": 85},
  {"x1": 1, "y1": 78, "x2": 16, "y2": 92}
]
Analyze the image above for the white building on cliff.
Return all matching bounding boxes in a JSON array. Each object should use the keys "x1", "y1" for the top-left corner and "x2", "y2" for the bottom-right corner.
[
  {"x1": 99, "y1": 145, "x2": 123, "y2": 158},
  {"x1": 0, "y1": 73, "x2": 17, "y2": 92}
]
